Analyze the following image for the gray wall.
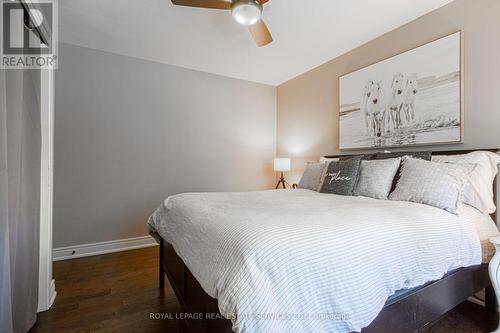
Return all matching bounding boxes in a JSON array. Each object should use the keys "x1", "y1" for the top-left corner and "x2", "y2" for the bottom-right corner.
[
  {"x1": 277, "y1": 0, "x2": 500, "y2": 183},
  {"x1": 54, "y1": 43, "x2": 276, "y2": 248}
]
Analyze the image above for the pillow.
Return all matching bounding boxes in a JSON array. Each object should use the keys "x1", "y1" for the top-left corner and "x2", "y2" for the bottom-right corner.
[
  {"x1": 389, "y1": 157, "x2": 473, "y2": 214},
  {"x1": 320, "y1": 157, "x2": 339, "y2": 163},
  {"x1": 320, "y1": 157, "x2": 362, "y2": 196},
  {"x1": 376, "y1": 151, "x2": 431, "y2": 161},
  {"x1": 354, "y1": 158, "x2": 401, "y2": 200},
  {"x1": 432, "y1": 151, "x2": 500, "y2": 214},
  {"x1": 298, "y1": 163, "x2": 327, "y2": 191},
  {"x1": 377, "y1": 151, "x2": 432, "y2": 192}
]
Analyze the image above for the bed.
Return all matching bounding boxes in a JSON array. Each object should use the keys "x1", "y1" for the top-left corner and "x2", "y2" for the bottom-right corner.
[{"x1": 148, "y1": 149, "x2": 499, "y2": 333}]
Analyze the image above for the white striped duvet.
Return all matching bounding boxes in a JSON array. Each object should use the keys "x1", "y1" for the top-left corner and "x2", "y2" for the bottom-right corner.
[{"x1": 148, "y1": 189, "x2": 481, "y2": 333}]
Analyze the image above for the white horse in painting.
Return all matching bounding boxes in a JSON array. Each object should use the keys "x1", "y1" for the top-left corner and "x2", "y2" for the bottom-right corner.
[
  {"x1": 364, "y1": 80, "x2": 385, "y2": 137},
  {"x1": 360, "y1": 80, "x2": 374, "y2": 135},
  {"x1": 386, "y1": 73, "x2": 405, "y2": 131},
  {"x1": 402, "y1": 74, "x2": 418, "y2": 124}
]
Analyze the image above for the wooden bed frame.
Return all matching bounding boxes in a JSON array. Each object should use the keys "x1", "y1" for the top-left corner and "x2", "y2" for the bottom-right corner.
[{"x1": 158, "y1": 148, "x2": 499, "y2": 332}]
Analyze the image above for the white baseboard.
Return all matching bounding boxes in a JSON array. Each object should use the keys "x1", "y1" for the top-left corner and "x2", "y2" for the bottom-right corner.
[{"x1": 53, "y1": 235, "x2": 158, "y2": 261}]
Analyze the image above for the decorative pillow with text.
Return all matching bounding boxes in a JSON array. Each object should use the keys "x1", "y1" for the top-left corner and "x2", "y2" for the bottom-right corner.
[{"x1": 320, "y1": 157, "x2": 362, "y2": 196}]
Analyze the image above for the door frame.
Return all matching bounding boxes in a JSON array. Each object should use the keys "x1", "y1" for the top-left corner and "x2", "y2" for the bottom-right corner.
[{"x1": 38, "y1": 68, "x2": 56, "y2": 312}]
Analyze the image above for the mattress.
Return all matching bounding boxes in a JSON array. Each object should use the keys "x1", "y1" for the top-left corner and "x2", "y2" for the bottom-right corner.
[{"x1": 148, "y1": 189, "x2": 483, "y2": 333}]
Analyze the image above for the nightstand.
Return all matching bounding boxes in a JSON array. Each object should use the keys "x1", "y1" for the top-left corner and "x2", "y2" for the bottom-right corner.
[{"x1": 489, "y1": 236, "x2": 500, "y2": 333}]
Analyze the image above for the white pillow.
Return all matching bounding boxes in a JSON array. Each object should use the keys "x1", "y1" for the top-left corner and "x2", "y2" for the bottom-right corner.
[
  {"x1": 432, "y1": 151, "x2": 500, "y2": 214},
  {"x1": 320, "y1": 157, "x2": 339, "y2": 163}
]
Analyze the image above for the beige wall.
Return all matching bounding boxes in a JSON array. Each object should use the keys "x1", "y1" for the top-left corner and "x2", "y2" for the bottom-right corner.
[{"x1": 277, "y1": 0, "x2": 500, "y2": 183}]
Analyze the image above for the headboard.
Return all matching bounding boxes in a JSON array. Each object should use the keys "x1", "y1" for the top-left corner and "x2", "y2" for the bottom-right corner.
[{"x1": 324, "y1": 149, "x2": 500, "y2": 225}]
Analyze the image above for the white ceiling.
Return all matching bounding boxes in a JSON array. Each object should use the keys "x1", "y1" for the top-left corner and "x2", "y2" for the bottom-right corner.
[{"x1": 59, "y1": 0, "x2": 454, "y2": 86}]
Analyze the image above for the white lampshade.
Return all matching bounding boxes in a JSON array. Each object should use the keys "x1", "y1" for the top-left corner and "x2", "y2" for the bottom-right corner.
[{"x1": 274, "y1": 158, "x2": 291, "y2": 172}]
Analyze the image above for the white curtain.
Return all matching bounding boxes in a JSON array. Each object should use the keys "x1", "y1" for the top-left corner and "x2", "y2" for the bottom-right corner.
[{"x1": 0, "y1": 68, "x2": 41, "y2": 333}]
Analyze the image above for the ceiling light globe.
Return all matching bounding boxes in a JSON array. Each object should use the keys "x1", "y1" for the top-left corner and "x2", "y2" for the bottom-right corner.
[{"x1": 231, "y1": 1, "x2": 262, "y2": 26}]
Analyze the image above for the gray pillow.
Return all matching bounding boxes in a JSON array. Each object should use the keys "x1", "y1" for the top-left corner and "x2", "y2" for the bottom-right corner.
[
  {"x1": 354, "y1": 158, "x2": 401, "y2": 200},
  {"x1": 389, "y1": 157, "x2": 472, "y2": 214},
  {"x1": 298, "y1": 162, "x2": 327, "y2": 191},
  {"x1": 320, "y1": 157, "x2": 362, "y2": 195},
  {"x1": 377, "y1": 151, "x2": 432, "y2": 192}
]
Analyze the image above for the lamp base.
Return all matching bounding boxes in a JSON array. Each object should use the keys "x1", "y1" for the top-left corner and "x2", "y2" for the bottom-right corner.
[{"x1": 275, "y1": 172, "x2": 290, "y2": 189}]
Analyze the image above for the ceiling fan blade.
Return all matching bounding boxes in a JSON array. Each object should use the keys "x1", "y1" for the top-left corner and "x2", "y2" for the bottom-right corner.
[
  {"x1": 257, "y1": 0, "x2": 269, "y2": 4},
  {"x1": 171, "y1": 0, "x2": 231, "y2": 10},
  {"x1": 248, "y1": 19, "x2": 273, "y2": 47}
]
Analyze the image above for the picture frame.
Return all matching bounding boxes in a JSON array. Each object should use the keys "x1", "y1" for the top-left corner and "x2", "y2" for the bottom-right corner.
[{"x1": 338, "y1": 31, "x2": 463, "y2": 150}]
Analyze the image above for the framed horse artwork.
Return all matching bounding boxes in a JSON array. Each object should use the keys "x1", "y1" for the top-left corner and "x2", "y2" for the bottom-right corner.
[{"x1": 338, "y1": 31, "x2": 463, "y2": 150}]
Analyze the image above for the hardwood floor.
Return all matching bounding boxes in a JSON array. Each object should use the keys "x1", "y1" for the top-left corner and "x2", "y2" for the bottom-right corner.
[{"x1": 31, "y1": 247, "x2": 498, "y2": 333}]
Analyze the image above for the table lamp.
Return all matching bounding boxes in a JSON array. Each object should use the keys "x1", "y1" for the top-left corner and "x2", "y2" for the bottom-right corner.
[{"x1": 274, "y1": 158, "x2": 291, "y2": 189}]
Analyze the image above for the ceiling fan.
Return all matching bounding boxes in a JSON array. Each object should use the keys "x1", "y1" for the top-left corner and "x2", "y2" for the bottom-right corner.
[{"x1": 171, "y1": 0, "x2": 273, "y2": 47}]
